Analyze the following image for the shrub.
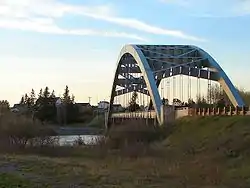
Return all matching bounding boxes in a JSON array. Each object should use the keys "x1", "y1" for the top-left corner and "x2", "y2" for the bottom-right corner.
[
  {"x1": 104, "y1": 120, "x2": 169, "y2": 149},
  {"x1": 0, "y1": 112, "x2": 57, "y2": 148},
  {"x1": 87, "y1": 115, "x2": 105, "y2": 128},
  {"x1": 73, "y1": 136, "x2": 85, "y2": 146}
]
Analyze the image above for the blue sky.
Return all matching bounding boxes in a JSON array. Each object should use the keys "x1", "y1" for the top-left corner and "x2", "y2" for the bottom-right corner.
[{"x1": 0, "y1": 0, "x2": 250, "y2": 105}]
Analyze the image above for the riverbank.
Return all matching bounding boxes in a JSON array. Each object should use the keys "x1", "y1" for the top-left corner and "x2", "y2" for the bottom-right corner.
[
  {"x1": 52, "y1": 126, "x2": 104, "y2": 136},
  {"x1": 1, "y1": 116, "x2": 250, "y2": 187}
]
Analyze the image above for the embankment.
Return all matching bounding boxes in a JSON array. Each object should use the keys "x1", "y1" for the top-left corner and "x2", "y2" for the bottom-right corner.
[{"x1": 1, "y1": 116, "x2": 250, "y2": 187}]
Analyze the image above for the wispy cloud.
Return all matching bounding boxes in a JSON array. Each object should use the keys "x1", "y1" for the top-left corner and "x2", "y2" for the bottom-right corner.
[
  {"x1": 0, "y1": 17, "x2": 147, "y2": 41},
  {"x1": 0, "y1": 0, "x2": 204, "y2": 42},
  {"x1": 0, "y1": 0, "x2": 147, "y2": 41},
  {"x1": 78, "y1": 13, "x2": 205, "y2": 42}
]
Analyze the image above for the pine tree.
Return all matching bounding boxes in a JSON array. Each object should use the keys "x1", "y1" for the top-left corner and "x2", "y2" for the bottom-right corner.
[
  {"x1": 38, "y1": 89, "x2": 43, "y2": 98},
  {"x1": 63, "y1": 85, "x2": 71, "y2": 104},
  {"x1": 43, "y1": 86, "x2": 50, "y2": 98},
  {"x1": 20, "y1": 96, "x2": 25, "y2": 104},
  {"x1": 128, "y1": 91, "x2": 139, "y2": 112},
  {"x1": 24, "y1": 93, "x2": 29, "y2": 104},
  {"x1": 29, "y1": 89, "x2": 36, "y2": 107},
  {"x1": 50, "y1": 90, "x2": 56, "y2": 99},
  {"x1": 0, "y1": 100, "x2": 10, "y2": 112}
]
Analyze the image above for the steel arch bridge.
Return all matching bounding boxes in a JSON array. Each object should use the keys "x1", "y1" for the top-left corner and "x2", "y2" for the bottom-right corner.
[{"x1": 107, "y1": 44, "x2": 245, "y2": 127}]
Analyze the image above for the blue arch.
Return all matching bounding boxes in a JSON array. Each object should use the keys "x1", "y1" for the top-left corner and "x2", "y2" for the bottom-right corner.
[
  {"x1": 108, "y1": 45, "x2": 162, "y2": 126},
  {"x1": 108, "y1": 44, "x2": 245, "y2": 127},
  {"x1": 192, "y1": 46, "x2": 245, "y2": 107}
]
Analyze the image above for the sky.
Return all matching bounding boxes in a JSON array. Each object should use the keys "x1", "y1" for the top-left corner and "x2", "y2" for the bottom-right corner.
[{"x1": 0, "y1": 0, "x2": 250, "y2": 106}]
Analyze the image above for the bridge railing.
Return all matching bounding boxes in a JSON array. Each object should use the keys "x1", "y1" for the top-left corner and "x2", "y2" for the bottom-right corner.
[
  {"x1": 188, "y1": 106, "x2": 250, "y2": 116},
  {"x1": 111, "y1": 110, "x2": 157, "y2": 119},
  {"x1": 108, "y1": 106, "x2": 250, "y2": 128}
]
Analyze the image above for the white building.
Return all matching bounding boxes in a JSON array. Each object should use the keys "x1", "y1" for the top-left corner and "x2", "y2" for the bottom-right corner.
[{"x1": 98, "y1": 101, "x2": 109, "y2": 109}]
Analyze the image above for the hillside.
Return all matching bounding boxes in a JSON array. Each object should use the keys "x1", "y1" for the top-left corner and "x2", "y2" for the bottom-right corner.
[
  {"x1": 1, "y1": 116, "x2": 250, "y2": 187},
  {"x1": 161, "y1": 116, "x2": 250, "y2": 186}
]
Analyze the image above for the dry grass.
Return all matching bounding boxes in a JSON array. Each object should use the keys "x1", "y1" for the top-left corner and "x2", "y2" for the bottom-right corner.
[
  {"x1": 0, "y1": 112, "x2": 57, "y2": 149},
  {"x1": 1, "y1": 116, "x2": 250, "y2": 187}
]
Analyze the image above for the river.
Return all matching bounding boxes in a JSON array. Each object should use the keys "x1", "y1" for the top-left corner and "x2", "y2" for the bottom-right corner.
[{"x1": 55, "y1": 135, "x2": 103, "y2": 146}]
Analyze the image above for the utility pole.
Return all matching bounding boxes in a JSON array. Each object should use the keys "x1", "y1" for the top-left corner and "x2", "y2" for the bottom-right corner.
[{"x1": 88, "y1": 97, "x2": 92, "y2": 104}]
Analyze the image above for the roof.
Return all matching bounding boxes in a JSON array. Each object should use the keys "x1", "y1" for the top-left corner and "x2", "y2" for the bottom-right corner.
[
  {"x1": 76, "y1": 103, "x2": 91, "y2": 106},
  {"x1": 113, "y1": 104, "x2": 122, "y2": 107},
  {"x1": 13, "y1": 104, "x2": 27, "y2": 108},
  {"x1": 99, "y1": 101, "x2": 109, "y2": 104}
]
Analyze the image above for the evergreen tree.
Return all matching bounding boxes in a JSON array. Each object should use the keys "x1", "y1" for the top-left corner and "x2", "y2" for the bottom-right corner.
[
  {"x1": 0, "y1": 100, "x2": 10, "y2": 112},
  {"x1": 20, "y1": 96, "x2": 25, "y2": 104},
  {"x1": 29, "y1": 89, "x2": 36, "y2": 107},
  {"x1": 19, "y1": 86, "x2": 81, "y2": 124},
  {"x1": 128, "y1": 91, "x2": 140, "y2": 112},
  {"x1": 162, "y1": 98, "x2": 168, "y2": 105},
  {"x1": 187, "y1": 98, "x2": 195, "y2": 107},
  {"x1": 38, "y1": 89, "x2": 43, "y2": 98},
  {"x1": 50, "y1": 90, "x2": 56, "y2": 99},
  {"x1": 63, "y1": 85, "x2": 71, "y2": 104},
  {"x1": 43, "y1": 86, "x2": 50, "y2": 98},
  {"x1": 24, "y1": 93, "x2": 30, "y2": 105}
]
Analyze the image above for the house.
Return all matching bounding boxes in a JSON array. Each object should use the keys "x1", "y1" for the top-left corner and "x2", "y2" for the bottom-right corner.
[
  {"x1": 112, "y1": 104, "x2": 124, "y2": 112},
  {"x1": 76, "y1": 103, "x2": 92, "y2": 113},
  {"x1": 11, "y1": 104, "x2": 28, "y2": 114},
  {"x1": 98, "y1": 101, "x2": 109, "y2": 110}
]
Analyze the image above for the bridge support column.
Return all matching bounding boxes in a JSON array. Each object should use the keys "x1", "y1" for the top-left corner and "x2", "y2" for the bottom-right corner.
[{"x1": 160, "y1": 105, "x2": 165, "y2": 126}]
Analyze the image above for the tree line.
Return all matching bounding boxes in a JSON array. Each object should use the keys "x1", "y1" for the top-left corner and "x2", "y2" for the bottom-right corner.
[
  {"x1": 18, "y1": 85, "x2": 80, "y2": 124},
  {"x1": 186, "y1": 85, "x2": 250, "y2": 108},
  {"x1": 127, "y1": 85, "x2": 250, "y2": 112}
]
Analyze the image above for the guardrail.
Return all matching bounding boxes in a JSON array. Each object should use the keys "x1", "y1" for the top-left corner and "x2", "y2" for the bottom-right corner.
[
  {"x1": 111, "y1": 111, "x2": 156, "y2": 119},
  {"x1": 111, "y1": 106, "x2": 250, "y2": 120},
  {"x1": 188, "y1": 106, "x2": 250, "y2": 116}
]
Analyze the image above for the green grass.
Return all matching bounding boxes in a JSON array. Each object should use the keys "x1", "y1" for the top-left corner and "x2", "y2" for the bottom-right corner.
[
  {"x1": 0, "y1": 173, "x2": 32, "y2": 188},
  {"x1": 1, "y1": 116, "x2": 250, "y2": 187}
]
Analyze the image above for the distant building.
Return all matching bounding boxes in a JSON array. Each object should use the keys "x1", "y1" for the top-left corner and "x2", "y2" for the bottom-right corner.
[
  {"x1": 112, "y1": 104, "x2": 123, "y2": 112},
  {"x1": 55, "y1": 98, "x2": 62, "y2": 107},
  {"x1": 11, "y1": 104, "x2": 28, "y2": 114},
  {"x1": 98, "y1": 101, "x2": 109, "y2": 110}
]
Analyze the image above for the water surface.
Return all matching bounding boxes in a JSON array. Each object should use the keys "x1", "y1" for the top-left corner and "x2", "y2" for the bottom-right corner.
[{"x1": 55, "y1": 135, "x2": 102, "y2": 146}]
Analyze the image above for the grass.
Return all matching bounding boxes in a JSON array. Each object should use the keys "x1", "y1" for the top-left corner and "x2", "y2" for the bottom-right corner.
[
  {"x1": 0, "y1": 173, "x2": 32, "y2": 188},
  {"x1": 1, "y1": 116, "x2": 250, "y2": 187}
]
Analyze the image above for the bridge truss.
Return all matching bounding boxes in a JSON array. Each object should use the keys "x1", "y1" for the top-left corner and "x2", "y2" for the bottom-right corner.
[{"x1": 107, "y1": 45, "x2": 245, "y2": 127}]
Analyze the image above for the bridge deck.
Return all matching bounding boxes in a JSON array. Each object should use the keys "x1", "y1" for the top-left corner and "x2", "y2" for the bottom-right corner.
[
  {"x1": 111, "y1": 111, "x2": 156, "y2": 119},
  {"x1": 111, "y1": 107, "x2": 250, "y2": 120}
]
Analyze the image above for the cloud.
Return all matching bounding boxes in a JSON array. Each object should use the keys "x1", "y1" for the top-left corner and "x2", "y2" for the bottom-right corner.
[
  {"x1": 78, "y1": 13, "x2": 205, "y2": 42},
  {"x1": 0, "y1": 0, "x2": 147, "y2": 41},
  {"x1": 0, "y1": 0, "x2": 204, "y2": 42},
  {"x1": 0, "y1": 17, "x2": 147, "y2": 41}
]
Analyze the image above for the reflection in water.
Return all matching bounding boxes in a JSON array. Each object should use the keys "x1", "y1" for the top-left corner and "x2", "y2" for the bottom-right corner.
[{"x1": 54, "y1": 135, "x2": 103, "y2": 146}]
